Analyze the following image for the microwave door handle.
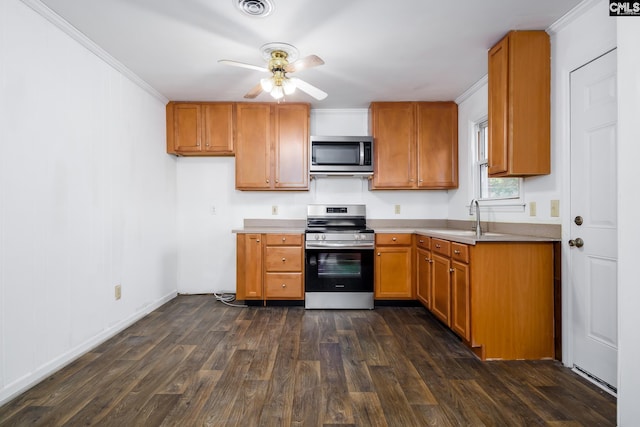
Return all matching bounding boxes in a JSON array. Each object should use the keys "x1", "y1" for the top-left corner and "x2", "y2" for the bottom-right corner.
[{"x1": 359, "y1": 142, "x2": 365, "y2": 166}]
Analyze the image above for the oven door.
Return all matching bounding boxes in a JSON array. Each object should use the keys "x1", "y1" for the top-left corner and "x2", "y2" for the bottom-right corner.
[{"x1": 305, "y1": 248, "x2": 374, "y2": 292}]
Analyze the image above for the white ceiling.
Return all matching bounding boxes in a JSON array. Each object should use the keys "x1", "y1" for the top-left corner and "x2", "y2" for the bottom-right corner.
[{"x1": 39, "y1": 0, "x2": 583, "y2": 108}]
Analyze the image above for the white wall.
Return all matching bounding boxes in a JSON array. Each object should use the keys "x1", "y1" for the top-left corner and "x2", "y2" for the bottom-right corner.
[
  {"x1": 0, "y1": 0, "x2": 177, "y2": 404},
  {"x1": 617, "y1": 17, "x2": 640, "y2": 427},
  {"x1": 176, "y1": 108, "x2": 450, "y2": 293}
]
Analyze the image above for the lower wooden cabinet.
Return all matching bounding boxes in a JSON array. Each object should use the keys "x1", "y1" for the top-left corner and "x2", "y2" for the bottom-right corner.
[
  {"x1": 375, "y1": 234, "x2": 414, "y2": 299},
  {"x1": 415, "y1": 236, "x2": 432, "y2": 308},
  {"x1": 414, "y1": 234, "x2": 554, "y2": 360},
  {"x1": 236, "y1": 233, "x2": 304, "y2": 301},
  {"x1": 450, "y1": 242, "x2": 471, "y2": 341}
]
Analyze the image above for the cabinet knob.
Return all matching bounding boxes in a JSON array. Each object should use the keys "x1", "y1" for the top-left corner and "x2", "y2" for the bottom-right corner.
[
  {"x1": 275, "y1": 180, "x2": 279, "y2": 184},
  {"x1": 424, "y1": 257, "x2": 429, "y2": 261},
  {"x1": 392, "y1": 237, "x2": 397, "y2": 241},
  {"x1": 435, "y1": 244, "x2": 441, "y2": 248},
  {"x1": 281, "y1": 283, "x2": 286, "y2": 288},
  {"x1": 449, "y1": 268, "x2": 455, "y2": 273},
  {"x1": 282, "y1": 257, "x2": 286, "y2": 262},
  {"x1": 256, "y1": 239, "x2": 260, "y2": 243},
  {"x1": 419, "y1": 179, "x2": 423, "y2": 183},
  {"x1": 282, "y1": 237, "x2": 286, "y2": 241},
  {"x1": 266, "y1": 179, "x2": 270, "y2": 183},
  {"x1": 429, "y1": 259, "x2": 433, "y2": 264},
  {"x1": 454, "y1": 250, "x2": 460, "y2": 254},
  {"x1": 377, "y1": 253, "x2": 381, "y2": 256}
]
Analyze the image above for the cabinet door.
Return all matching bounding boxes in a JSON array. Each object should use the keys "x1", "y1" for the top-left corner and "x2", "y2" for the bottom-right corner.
[
  {"x1": 416, "y1": 247, "x2": 432, "y2": 308},
  {"x1": 274, "y1": 104, "x2": 309, "y2": 189},
  {"x1": 375, "y1": 246, "x2": 413, "y2": 299},
  {"x1": 202, "y1": 103, "x2": 234, "y2": 154},
  {"x1": 416, "y1": 102, "x2": 458, "y2": 189},
  {"x1": 235, "y1": 104, "x2": 272, "y2": 189},
  {"x1": 451, "y1": 260, "x2": 470, "y2": 341},
  {"x1": 172, "y1": 103, "x2": 202, "y2": 153},
  {"x1": 488, "y1": 36, "x2": 509, "y2": 176},
  {"x1": 236, "y1": 234, "x2": 263, "y2": 299},
  {"x1": 370, "y1": 102, "x2": 415, "y2": 189},
  {"x1": 431, "y1": 252, "x2": 451, "y2": 325}
]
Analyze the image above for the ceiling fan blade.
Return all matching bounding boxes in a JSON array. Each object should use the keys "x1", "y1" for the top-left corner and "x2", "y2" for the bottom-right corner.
[
  {"x1": 244, "y1": 82, "x2": 263, "y2": 99},
  {"x1": 285, "y1": 55, "x2": 324, "y2": 73},
  {"x1": 290, "y1": 77, "x2": 327, "y2": 100},
  {"x1": 218, "y1": 59, "x2": 269, "y2": 73}
]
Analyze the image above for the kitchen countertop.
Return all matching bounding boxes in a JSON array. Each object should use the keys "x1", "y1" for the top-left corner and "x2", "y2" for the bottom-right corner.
[
  {"x1": 375, "y1": 227, "x2": 559, "y2": 245},
  {"x1": 232, "y1": 219, "x2": 561, "y2": 245}
]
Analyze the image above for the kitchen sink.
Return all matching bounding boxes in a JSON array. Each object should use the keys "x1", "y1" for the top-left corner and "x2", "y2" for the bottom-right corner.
[{"x1": 423, "y1": 229, "x2": 506, "y2": 238}]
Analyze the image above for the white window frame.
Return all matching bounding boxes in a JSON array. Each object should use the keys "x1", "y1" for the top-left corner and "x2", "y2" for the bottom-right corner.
[{"x1": 470, "y1": 118, "x2": 525, "y2": 211}]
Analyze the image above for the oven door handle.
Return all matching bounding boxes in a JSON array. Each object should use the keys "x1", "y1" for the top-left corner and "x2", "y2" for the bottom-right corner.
[{"x1": 306, "y1": 242, "x2": 375, "y2": 249}]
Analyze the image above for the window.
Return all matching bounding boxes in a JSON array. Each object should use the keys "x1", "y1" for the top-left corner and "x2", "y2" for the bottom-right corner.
[{"x1": 475, "y1": 120, "x2": 521, "y2": 201}]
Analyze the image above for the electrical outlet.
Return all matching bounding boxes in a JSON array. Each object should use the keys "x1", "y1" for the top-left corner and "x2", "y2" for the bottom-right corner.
[
  {"x1": 550, "y1": 200, "x2": 560, "y2": 217},
  {"x1": 271, "y1": 205, "x2": 278, "y2": 215},
  {"x1": 529, "y1": 201, "x2": 537, "y2": 216},
  {"x1": 115, "y1": 284, "x2": 122, "y2": 300},
  {"x1": 394, "y1": 204, "x2": 401, "y2": 214}
]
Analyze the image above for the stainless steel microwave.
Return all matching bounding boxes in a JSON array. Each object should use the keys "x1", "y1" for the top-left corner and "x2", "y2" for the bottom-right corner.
[{"x1": 309, "y1": 136, "x2": 374, "y2": 175}]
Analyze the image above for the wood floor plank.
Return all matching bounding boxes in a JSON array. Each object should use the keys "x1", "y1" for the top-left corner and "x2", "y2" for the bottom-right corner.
[{"x1": 0, "y1": 296, "x2": 617, "y2": 427}]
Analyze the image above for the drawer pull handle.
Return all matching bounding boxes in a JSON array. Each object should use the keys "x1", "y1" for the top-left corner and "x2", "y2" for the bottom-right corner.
[{"x1": 454, "y1": 250, "x2": 461, "y2": 254}]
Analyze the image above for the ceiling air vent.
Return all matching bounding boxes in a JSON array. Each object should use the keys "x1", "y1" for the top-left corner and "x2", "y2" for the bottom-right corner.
[{"x1": 235, "y1": 0, "x2": 274, "y2": 17}]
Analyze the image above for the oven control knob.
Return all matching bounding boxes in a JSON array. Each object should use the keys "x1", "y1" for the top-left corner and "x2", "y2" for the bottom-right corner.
[
  {"x1": 321, "y1": 234, "x2": 326, "y2": 240},
  {"x1": 314, "y1": 234, "x2": 320, "y2": 240},
  {"x1": 354, "y1": 234, "x2": 360, "y2": 240}
]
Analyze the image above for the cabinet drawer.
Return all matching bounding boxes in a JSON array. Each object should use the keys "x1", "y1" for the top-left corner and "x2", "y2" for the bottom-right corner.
[
  {"x1": 265, "y1": 273, "x2": 303, "y2": 299},
  {"x1": 451, "y1": 242, "x2": 469, "y2": 263},
  {"x1": 375, "y1": 233, "x2": 412, "y2": 246},
  {"x1": 265, "y1": 247, "x2": 302, "y2": 271},
  {"x1": 416, "y1": 235, "x2": 431, "y2": 250},
  {"x1": 432, "y1": 238, "x2": 450, "y2": 256},
  {"x1": 265, "y1": 233, "x2": 303, "y2": 246}
]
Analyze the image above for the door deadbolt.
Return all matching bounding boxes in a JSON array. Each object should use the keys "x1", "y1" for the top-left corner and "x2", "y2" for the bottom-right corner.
[
  {"x1": 568, "y1": 237, "x2": 584, "y2": 248},
  {"x1": 574, "y1": 216, "x2": 583, "y2": 226}
]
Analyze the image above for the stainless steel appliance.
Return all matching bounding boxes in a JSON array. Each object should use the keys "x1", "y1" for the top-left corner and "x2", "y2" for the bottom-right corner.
[
  {"x1": 309, "y1": 136, "x2": 373, "y2": 175},
  {"x1": 305, "y1": 204, "x2": 374, "y2": 309}
]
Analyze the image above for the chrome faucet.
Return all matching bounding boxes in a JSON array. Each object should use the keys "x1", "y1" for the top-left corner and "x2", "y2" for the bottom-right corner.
[{"x1": 469, "y1": 199, "x2": 482, "y2": 237}]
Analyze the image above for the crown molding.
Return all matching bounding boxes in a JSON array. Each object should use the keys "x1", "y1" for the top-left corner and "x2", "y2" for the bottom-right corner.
[
  {"x1": 19, "y1": 0, "x2": 169, "y2": 104},
  {"x1": 547, "y1": 0, "x2": 603, "y2": 35},
  {"x1": 455, "y1": 74, "x2": 488, "y2": 105}
]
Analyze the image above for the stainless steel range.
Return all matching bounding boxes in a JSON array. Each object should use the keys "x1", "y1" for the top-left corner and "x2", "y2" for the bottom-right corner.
[{"x1": 304, "y1": 204, "x2": 374, "y2": 309}]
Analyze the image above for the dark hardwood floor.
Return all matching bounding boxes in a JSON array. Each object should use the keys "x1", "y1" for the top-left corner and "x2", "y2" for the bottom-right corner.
[{"x1": 0, "y1": 295, "x2": 616, "y2": 426}]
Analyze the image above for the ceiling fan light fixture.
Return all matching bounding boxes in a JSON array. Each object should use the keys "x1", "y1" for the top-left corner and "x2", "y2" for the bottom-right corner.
[
  {"x1": 271, "y1": 85, "x2": 284, "y2": 99},
  {"x1": 282, "y1": 78, "x2": 296, "y2": 95},
  {"x1": 260, "y1": 77, "x2": 274, "y2": 92}
]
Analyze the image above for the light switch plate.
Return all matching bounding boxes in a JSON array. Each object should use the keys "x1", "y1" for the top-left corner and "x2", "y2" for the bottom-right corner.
[
  {"x1": 529, "y1": 202, "x2": 537, "y2": 216},
  {"x1": 550, "y1": 200, "x2": 560, "y2": 217}
]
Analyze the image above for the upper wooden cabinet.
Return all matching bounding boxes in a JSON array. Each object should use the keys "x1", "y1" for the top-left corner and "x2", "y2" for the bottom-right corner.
[
  {"x1": 166, "y1": 102, "x2": 234, "y2": 156},
  {"x1": 235, "y1": 103, "x2": 309, "y2": 191},
  {"x1": 488, "y1": 30, "x2": 550, "y2": 177},
  {"x1": 369, "y1": 101, "x2": 458, "y2": 189}
]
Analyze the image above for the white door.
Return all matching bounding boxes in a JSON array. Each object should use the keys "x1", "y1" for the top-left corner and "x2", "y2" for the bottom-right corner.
[{"x1": 570, "y1": 49, "x2": 618, "y2": 391}]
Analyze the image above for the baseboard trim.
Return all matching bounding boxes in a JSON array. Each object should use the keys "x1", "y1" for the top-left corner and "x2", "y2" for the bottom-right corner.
[{"x1": 0, "y1": 291, "x2": 177, "y2": 406}]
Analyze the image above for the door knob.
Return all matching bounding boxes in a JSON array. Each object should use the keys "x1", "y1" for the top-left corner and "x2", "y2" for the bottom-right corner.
[
  {"x1": 568, "y1": 237, "x2": 584, "y2": 248},
  {"x1": 574, "y1": 216, "x2": 583, "y2": 226}
]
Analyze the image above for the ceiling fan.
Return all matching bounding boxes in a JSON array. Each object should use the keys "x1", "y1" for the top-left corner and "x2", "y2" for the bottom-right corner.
[{"x1": 219, "y1": 42, "x2": 327, "y2": 101}]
